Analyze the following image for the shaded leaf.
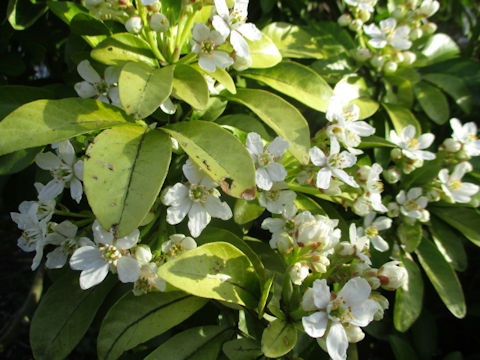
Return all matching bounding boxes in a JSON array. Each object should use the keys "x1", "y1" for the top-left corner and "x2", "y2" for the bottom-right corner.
[
  {"x1": 383, "y1": 103, "x2": 421, "y2": 135},
  {"x1": 430, "y1": 206, "x2": 480, "y2": 247},
  {"x1": 261, "y1": 319, "x2": 297, "y2": 358},
  {"x1": 223, "y1": 338, "x2": 262, "y2": 360},
  {"x1": 423, "y1": 73, "x2": 472, "y2": 114},
  {"x1": 413, "y1": 81, "x2": 449, "y2": 124}
]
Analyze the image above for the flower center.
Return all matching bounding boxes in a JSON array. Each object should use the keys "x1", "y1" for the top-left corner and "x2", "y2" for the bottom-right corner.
[
  {"x1": 329, "y1": 296, "x2": 354, "y2": 323},
  {"x1": 406, "y1": 138, "x2": 420, "y2": 150},
  {"x1": 259, "y1": 150, "x2": 275, "y2": 166},
  {"x1": 266, "y1": 189, "x2": 281, "y2": 201},
  {"x1": 134, "y1": 276, "x2": 153, "y2": 295},
  {"x1": 328, "y1": 153, "x2": 345, "y2": 169},
  {"x1": 201, "y1": 39, "x2": 216, "y2": 55},
  {"x1": 99, "y1": 244, "x2": 121, "y2": 263},
  {"x1": 94, "y1": 81, "x2": 109, "y2": 96},
  {"x1": 366, "y1": 225, "x2": 379, "y2": 238},
  {"x1": 189, "y1": 184, "x2": 209, "y2": 203},
  {"x1": 448, "y1": 179, "x2": 462, "y2": 190},
  {"x1": 404, "y1": 199, "x2": 420, "y2": 211}
]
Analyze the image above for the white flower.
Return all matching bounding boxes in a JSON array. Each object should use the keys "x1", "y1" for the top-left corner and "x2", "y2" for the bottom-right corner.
[
  {"x1": 161, "y1": 234, "x2": 197, "y2": 257},
  {"x1": 296, "y1": 213, "x2": 341, "y2": 251},
  {"x1": 438, "y1": 162, "x2": 479, "y2": 203},
  {"x1": 309, "y1": 137, "x2": 359, "y2": 189},
  {"x1": 69, "y1": 220, "x2": 141, "y2": 289},
  {"x1": 45, "y1": 221, "x2": 93, "y2": 269},
  {"x1": 35, "y1": 140, "x2": 83, "y2": 203},
  {"x1": 344, "y1": 0, "x2": 378, "y2": 12},
  {"x1": 357, "y1": 212, "x2": 391, "y2": 252},
  {"x1": 377, "y1": 261, "x2": 408, "y2": 290},
  {"x1": 450, "y1": 118, "x2": 480, "y2": 157},
  {"x1": 162, "y1": 159, "x2": 232, "y2": 237},
  {"x1": 74, "y1": 60, "x2": 120, "y2": 106},
  {"x1": 258, "y1": 181, "x2": 296, "y2": 214},
  {"x1": 125, "y1": 16, "x2": 143, "y2": 34},
  {"x1": 212, "y1": 0, "x2": 262, "y2": 58},
  {"x1": 149, "y1": 13, "x2": 169, "y2": 32},
  {"x1": 133, "y1": 245, "x2": 166, "y2": 296},
  {"x1": 289, "y1": 262, "x2": 310, "y2": 285},
  {"x1": 357, "y1": 164, "x2": 387, "y2": 213},
  {"x1": 190, "y1": 22, "x2": 234, "y2": 73},
  {"x1": 396, "y1": 188, "x2": 429, "y2": 220},
  {"x1": 390, "y1": 125, "x2": 436, "y2": 161},
  {"x1": 246, "y1": 132, "x2": 289, "y2": 190},
  {"x1": 11, "y1": 202, "x2": 47, "y2": 270},
  {"x1": 326, "y1": 101, "x2": 375, "y2": 154},
  {"x1": 302, "y1": 278, "x2": 380, "y2": 360},
  {"x1": 261, "y1": 205, "x2": 298, "y2": 249},
  {"x1": 348, "y1": 223, "x2": 371, "y2": 264},
  {"x1": 363, "y1": 18, "x2": 412, "y2": 50},
  {"x1": 416, "y1": 0, "x2": 440, "y2": 18}
]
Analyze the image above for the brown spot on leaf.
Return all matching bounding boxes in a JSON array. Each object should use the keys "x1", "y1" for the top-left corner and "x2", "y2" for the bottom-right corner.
[
  {"x1": 241, "y1": 186, "x2": 257, "y2": 201},
  {"x1": 92, "y1": 176, "x2": 98, "y2": 180},
  {"x1": 220, "y1": 177, "x2": 234, "y2": 194},
  {"x1": 97, "y1": 161, "x2": 114, "y2": 171},
  {"x1": 107, "y1": 47, "x2": 113, "y2": 51},
  {"x1": 202, "y1": 159, "x2": 211, "y2": 171},
  {"x1": 283, "y1": 336, "x2": 290, "y2": 346}
]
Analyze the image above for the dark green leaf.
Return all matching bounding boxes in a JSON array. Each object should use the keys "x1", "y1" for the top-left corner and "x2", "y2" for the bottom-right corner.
[
  {"x1": 382, "y1": 103, "x2": 421, "y2": 135},
  {"x1": 234, "y1": 199, "x2": 265, "y2": 225},
  {"x1": 388, "y1": 335, "x2": 419, "y2": 360},
  {"x1": 0, "y1": 146, "x2": 43, "y2": 175},
  {"x1": 7, "y1": 0, "x2": 47, "y2": 30},
  {"x1": 261, "y1": 319, "x2": 297, "y2": 358},
  {"x1": 423, "y1": 73, "x2": 472, "y2": 114},
  {"x1": 413, "y1": 81, "x2": 449, "y2": 124},
  {"x1": 223, "y1": 338, "x2": 262, "y2": 360},
  {"x1": 430, "y1": 206, "x2": 480, "y2": 247},
  {"x1": 397, "y1": 222, "x2": 422, "y2": 252},
  {"x1": 429, "y1": 216, "x2": 467, "y2": 271}
]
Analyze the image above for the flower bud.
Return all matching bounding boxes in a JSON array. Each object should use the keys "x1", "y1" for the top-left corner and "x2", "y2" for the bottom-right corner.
[
  {"x1": 412, "y1": 158, "x2": 424, "y2": 168},
  {"x1": 418, "y1": 0, "x2": 440, "y2": 17},
  {"x1": 352, "y1": 196, "x2": 370, "y2": 216},
  {"x1": 383, "y1": 61, "x2": 398, "y2": 74},
  {"x1": 233, "y1": 55, "x2": 252, "y2": 71},
  {"x1": 349, "y1": 19, "x2": 363, "y2": 32},
  {"x1": 149, "y1": 13, "x2": 169, "y2": 32},
  {"x1": 402, "y1": 51, "x2": 417, "y2": 65},
  {"x1": 443, "y1": 138, "x2": 461, "y2": 152},
  {"x1": 337, "y1": 14, "x2": 351, "y2": 27},
  {"x1": 356, "y1": 166, "x2": 370, "y2": 182},
  {"x1": 370, "y1": 293, "x2": 389, "y2": 320},
  {"x1": 85, "y1": 0, "x2": 104, "y2": 7},
  {"x1": 390, "y1": 148, "x2": 403, "y2": 161},
  {"x1": 419, "y1": 209, "x2": 430, "y2": 222},
  {"x1": 391, "y1": 8, "x2": 405, "y2": 19},
  {"x1": 345, "y1": 325, "x2": 365, "y2": 343},
  {"x1": 370, "y1": 55, "x2": 385, "y2": 68},
  {"x1": 358, "y1": 10, "x2": 371, "y2": 23},
  {"x1": 147, "y1": 1, "x2": 161, "y2": 12},
  {"x1": 406, "y1": 0, "x2": 419, "y2": 8},
  {"x1": 383, "y1": 167, "x2": 401, "y2": 184},
  {"x1": 393, "y1": 52, "x2": 405, "y2": 63},
  {"x1": 336, "y1": 242, "x2": 355, "y2": 257},
  {"x1": 378, "y1": 261, "x2": 407, "y2": 290},
  {"x1": 410, "y1": 28, "x2": 423, "y2": 40},
  {"x1": 353, "y1": 47, "x2": 371, "y2": 62},
  {"x1": 289, "y1": 262, "x2": 310, "y2": 285},
  {"x1": 422, "y1": 21, "x2": 437, "y2": 34},
  {"x1": 125, "y1": 15, "x2": 143, "y2": 34},
  {"x1": 276, "y1": 233, "x2": 294, "y2": 254},
  {"x1": 387, "y1": 202, "x2": 399, "y2": 217},
  {"x1": 310, "y1": 254, "x2": 330, "y2": 273}
]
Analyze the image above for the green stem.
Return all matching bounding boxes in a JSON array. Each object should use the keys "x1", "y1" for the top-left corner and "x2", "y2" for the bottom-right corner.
[
  {"x1": 174, "y1": 12, "x2": 197, "y2": 62},
  {"x1": 137, "y1": 1, "x2": 167, "y2": 64},
  {"x1": 54, "y1": 210, "x2": 92, "y2": 218}
]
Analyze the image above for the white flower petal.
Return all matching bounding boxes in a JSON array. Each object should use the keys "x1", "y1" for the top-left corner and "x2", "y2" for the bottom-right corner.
[
  {"x1": 371, "y1": 235, "x2": 389, "y2": 252},
  {"x1": 256, "y1": 167, "x2": 273, "y2": 190},
  {"x1": 46, "y1": 247, "x2": 68, "y2": 269},
  {"x1": 265, "y1": 162, "x2": 287, "y2": 182},
  {"x1": 70, "y1": 178, "x2": 83, "y2": 204},
  {"x1": 70, "y1": 246, "x2": 103, "y2": 270},
  {"x1": 77, "y1": 60, "x2": 101, "y2": 84},
  {"x1": 204, "y1": 195, "x2": 232, "y2": 220},
  {"x1": 338, "y1": 277, "x2": 371, "y2": 304},
  {"x1": 55, "y1": 220, "x2": 78, "y2": 238},
  {"x1": 38, "y1": 180, "x2": 65, "y2": 201},
  {"x1": 166, "y1": 199, "x2": 192, "y2": 225},
  {"x1": 35, "y1": 152, "x2": 62, "y2": 170},
  {"x1": 237, "y1": 23, "x2": 262, "y2": 41},
  {"x1": 309, "y1": 146, "x2": 327, "y2": 166},
  {"x1": 74, "y1": 81, "x2": 97, "y2": 98},
  {"x1": 117, "y1": 229, "x2": 140, "y2": 250},
  {"x1": 163, "y1": 183, "x2": 189, "y2": 206},
  {"x1": 326, "y1": 323, "x2": 349, "y2": 360},
  {"x1": 332, "y1": 169, "x2": 358, "y2": 188},
  {"x1": 212, "y1": 15, "x2": 230, "y2": 40},
  {"x1": 231, "y1": 30, "x2": 250, "y2": 58},
  {"x1": 92, "y1": 220, "x2": 114, "y2": 245},
  {"x1": 350, "y1": 299, "x2": 380, "y2": 327},
  {"x1": 104, "y1": 66, "x2": 120, "y2": 85},
  {"x1": 312, "y1": 279, "x2": 331, "y2": 309},
  {"x1": 214, "y1": 0, "x2": 229, "y2": 18},
  {"x1": 117, "y1": 256, "x2": 141, "y2": 283},
  {"x1": 213, "y1": 50, "x2": 234, "y2": 69},
  {"x1": 267, "y1": 137, "x2": 289, "y2": 158},
  {"x1": 302, "y1": 312, "x2": 328, "y2": 338},
  {"x1": 246, "y1": 132, "x2": 264, "y2": 156},
  {"x1": 188, "y1": 202, "x2": 211, "y2": 237},
  {"x1": 316, "y1": 168, "x2": 332, "y2": 189},
  {"x1": 199, "y1": 54, "x2": 216, "y2": 73},
  {"x1": 192, "y1": 22, "x2": 210, "y2": 42},
  {"x1": 79, "y1": 262, "x2": 109, "y2": 289}
]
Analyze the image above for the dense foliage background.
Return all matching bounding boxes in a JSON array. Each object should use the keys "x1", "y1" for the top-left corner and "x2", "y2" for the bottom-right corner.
[{"x1": 1, "y1": 0, "x2": 479, "y2": 359}]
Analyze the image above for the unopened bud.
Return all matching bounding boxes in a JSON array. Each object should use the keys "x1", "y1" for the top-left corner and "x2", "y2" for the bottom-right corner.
[
  {"x1": 147, "y1": 1, "x2": 161, "y2": 12},
  {"x1": 384, "y1": 61, "x2": 398, "y2": 74},
  {"x1": 349, "y1": 19, "x2": 363, "y2": 32},
  {"x1": 310, "y1": 254, "x2": 330, "y2": 273},
  {"x1": 419, "y1": 209, "x2": 430, "y2": 222},
  {"x1": 370, "y1": 55, "x2": 385, "y2": 68},
  {"x1": 337, "y1": 242, "x2": 355, "y2": 257},
  {"x1": 418, "y1": 0, "x2": 440, "y2": 18},
  {"x1": 391, "y1": 8, "x2": 405, "y2": 19},
  {"x1": 427, "y1": 189, "x2": 441, "y2": 202},
  {"x1": 338, "y1": 14, "x2": 351, "y2": 27},
  {"x1": 353, "y1": 47, "x2": 371, "y2": 62},
  {"x1": 371, "y1": 293, "x2": 389, "y2": 320},
  {"x1": 358, "y1": 10, "x2": 371, "y2": 22},
  {"x1": 345, "y1": 325, "x2": 365, "y2": 343},
  {"x1": 276, "y1": 233, "x2": 294, "y2": 254},
  {"x1": 356, "y1": 166, "x2": 370, "y2": 182},
  {"x1": 393, "y1": 52, "x2": 405, "y2": 63},
  {"x1": 352, "y1": 196, "x2": 370, "y2": 216},
  {"x1": 390, "y1": 148, "x2": 403, "y2": 161},
  {"x1": 383, "y1": 167, "x2": 401, "y2": 184},
  {"x1": 149, "y1": 13, "x2": 169, "y2": 32},
  {"x1": 402, "y1": 51, "x2": 417, "y2": 65},
  {"x1": 407, "y1": 0, "x2": 419, "y2": 8},
  {"x1": 289, "y1": 262, "x2": 310, "y2": 285},
  {"x1": 422, "y1": 21, "x2": 437, "y2": 34},
  {"x1": 378, "y1": 261, "x2": 408, "y2": 290},
  {"x1": 387, "y1": 202, "x2": 400, "y2": 217},
  {"x1": 410, "y1": 28, "x2": 423, "y2": 40},
  {"x1": 443, "y1": 138, "x2": 461, "y2": 152},
  {"x1": 125, "y1": 15, "x2": 143, "y2": 34}
]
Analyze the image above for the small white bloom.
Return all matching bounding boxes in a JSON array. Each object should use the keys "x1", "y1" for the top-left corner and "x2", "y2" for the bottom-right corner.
[
  {"x1": 357, "y1": 212, "x2": 391, "y2": 252},
  {"x1": 261, "y1": 205, "x2": 298, "y2": 249},
  {"x1": 357, "y1": 164, "x2": 387, "y2": 213},
  {"x1": 416, "y1": 0, "x2": 440, "y2": 18},
  {"x1": 35, "y1": 140, "x2": 84, "y2": 203},
  {"x1": 74, "y1": 60, "x2": 121, "y2": 106},
  {"x1": 363, "y1": 18, "x2": 412, "y2": 50},
  {"x1": 212, "y1": 0, "x2": 262, "y2": 58},
  {"x1": 190, "y1": 22, "x2": 234, "y2": 73},
  {"x1": 302, "y1": 278, "x2": 380, "y2": 360},
  {"x1": 450, "y1": 118, "x2": 480, "y2": 157},
  {"x1": 296, "y1": 213, "x2": 341, "y2": 251},
  {"x1": 133, "y1": 245, "x2": 166, "y2": 296},
  {"x1": 377, "y1": 261, "x2": 408, "y2": 290},
  {"x1": 309, "y1": 137, "x2": 359, "y2": 189},
  {"x1": 125, "y1": 15, "x2": 143, "y2": 34},
  {"x1": 69, "y1": 220, "x2": 141, "y2": 289},
  {"x1": 438, "y1": 162, "x2": 479, "y2": 203},
  {"x1": 246, "y1": 132, "x2": 289, "y2": 191},
  {"x1": 162, "y1": 159, "x2": 232, "y2": 237},
  {"x1": 390, "y1": 125, "x2": 436, "y2": 161},
  {"x1": 348, "y1": 223, "x2": 371, "y2": 264},
  {"x1": 289, "y1": 262, "x2": 310, "y2": 285},
  {"x1": 161, "y1": 234, "x2": 197, "y2": 257},
  {"x1": 396, "y1": 188, "x2": 429, "y2": 220},
  {"x1": 344, "y1": 0, "x2": 378, "y2": 13},
  {"x1": 258, "y1": 181, "x2": 296, "y2": 214},
  {"x1": 149, "y1": 13, "x2": 169, "y2": 32}
]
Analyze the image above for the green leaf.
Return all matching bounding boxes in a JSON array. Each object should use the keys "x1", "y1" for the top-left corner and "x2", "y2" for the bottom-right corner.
[
  {"x1": 261, "y1": 319, "x2": 297, "y2": 358},
  {"x1": 119, "y1": 63, "x2": 174, "y2": 119},
  {"x1": 216, "y1": 114, "x2": 272, "y2": 141},
  {"x1": 248, "y1": 34, "x2": 282, "y2": 68},
  {"x1": 7, "y1": 0, "x2": 47, "y2": 30},
  {"x1": 0, "y1": 85, "x2": 55, "y2": 120},
  {"x1": 423, "y1": 73, "x2": 472, "y2": 114},
  {"x1": 0, "y1": 98, "x2": 130, "y2": 156},
  {"x1": 223, "y1": 338, "x2": 262, "y2": 360},
  {"x1": 402, "y1": 157, "x2": 442, "y2": 188},
  {"x1": 98, "y1": 292, "x2": 207, "y2": 360},
  {"x1": 91, "y1": 33, "x2": 157, "y2": 67},
  {"x1": 397, "y1": 222, "x2": 422, "y2": 252},
  {"x1": 294, "y1": 193, "x2": 327, "y2": 216},
  {"x1": 31, "y1": 272, "x2": 115, "y2": 360},
  {"x1": 0, "y1": 146, "x2": 43, "y2": 175},
  {"x1": 242, "y1": 61, "x2": 333, "y2": 112},
  {"x1": 349, "y1": 97, "x2": 380, "y2": 120},
  {"x1": 162, "y1": 120, "x2": 256, "y2": 199},
  {"x1": 262, "y1": 22, "x2": 323, "y2": 59},
  {"x1": 421, "y1": 34, "x2": 460, "y2": 64},
  {"x1": 388, "y1": 335, "x2": 419, "y2": 360},
  {"x1": 429, "y1": 216, "x2": 467, "y2": 272},
  {"x1": 191, "y1": 64, "x2": 236, "y2": 94},
  {"x1": 84, "y1": 125, "x2": 171, "y2": 237},
  {"x1": 413, "y1": 81, "x2": 449, "y2": 124},
  {"x1": 224, "y1": 88, "x2": 310, "y2": 164},
  {"x1": 234, "y1": 199, "x2": 265, "y2": 225},
  {"x1": 334, "y1": 75, "x2": 371, "y2": 101},
  {"x1": 416, "y1": 238, "x2": 466, "y2": 319},
  {"x1": 358, "y1": 136, "x2": 395, "y2": 149},
  {"x1": 430, "y1": 206, "x2": 480, "y2": 247},
  {"x1": 145, "y1": 325, "x2": 234, "y2": 360},
  {"x1": 258, "y1": 276, "x2": 274, "y2": 318},
  {"x1": 311, "y1": 54, "x2": 358, "y2": 84},
  {"x1": 382, "y1": 102, "x2": 421, "y2": 135},
  {"x1": 394, "y1": 255, "x2": 424, "y2": 332},
  {"x1": 71, "y1": 13, "x2": 111, "y2": 36},
  {"x1": 157, "y1": 242, "x2": 261, "y2": 308},
  {"x1": 172, "y1": 64, "x2": 209, "y2": 110}
]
